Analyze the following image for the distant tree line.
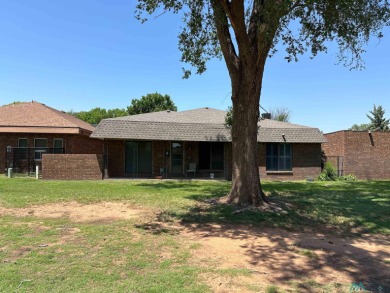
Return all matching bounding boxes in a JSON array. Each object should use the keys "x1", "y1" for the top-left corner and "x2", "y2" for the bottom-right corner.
[{"x1": 68, "y1": 93, "x2": 177, "y2": 125}]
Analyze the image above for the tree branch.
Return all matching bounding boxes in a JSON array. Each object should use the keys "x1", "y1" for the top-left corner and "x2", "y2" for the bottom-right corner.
[
  {"x1": 250, "y1": 1, "x2": 290, "y2": 71},
  {"x1": 221, "y1": 0, "x2": 253, "y2": 66},
  {"x1": 211, "y1": 1, "x2": 240, "y2": 75}
]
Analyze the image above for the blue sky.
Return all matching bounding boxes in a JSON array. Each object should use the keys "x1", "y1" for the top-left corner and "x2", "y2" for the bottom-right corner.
[{"x1": 1, "y1": 0, "x2": 389, "y2": 133}]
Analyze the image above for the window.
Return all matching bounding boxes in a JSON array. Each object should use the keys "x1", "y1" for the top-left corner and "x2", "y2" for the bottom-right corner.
[
  {"x1": 53, "y1": 139, "x2": 64, "y2": 154},
  {"x1": 171, "y1": 142, "x2": 183, "y2": 175},
  {"x1": 18, "y1": 138, "x2": 28, "y2": 147},
  {"x1": 15, "y1": 138, "x2": 28, "y2": 159},
  {"x1": 199, "y1": 142, "x2": 224, "y2": 170},
  {"x1": 266, "y1": 143, "x2": 292, "y2": 171},
  {"x1": 34, "y1": 138, "x2": 48, "y2": 160}
]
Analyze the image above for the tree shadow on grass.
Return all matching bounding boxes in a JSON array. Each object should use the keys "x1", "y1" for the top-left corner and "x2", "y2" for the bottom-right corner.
[
  {"x1": 134, "y1": 180, "x2": 389, "y2": 236},
  {"x1": 168, "y1": 180, "x2": 390, "y2": 235},
  {"x1": 145, "y1": 181, "x2": 389, "y2": 291},
  {"x1": 181, "y1": 223, "x2": 390, "y2": 292}
]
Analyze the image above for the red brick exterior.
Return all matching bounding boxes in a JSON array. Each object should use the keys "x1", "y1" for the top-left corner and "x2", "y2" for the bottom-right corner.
[
  {"x1": 1, "y1": 133, "x2": 104, "y2": 173},
  {"x1": 42, "y1": 154, "x2": 103, "y2": 180},
  {"x1": 105, "y1": 140, "x2": 322, "y2": 180},
  {"x1": 322, "y1": 131, "x2": 345, "y2": 157},
  {"x1": 323, "y1": 131, "x2": 390, "y2": 180},
  {"x1": 105, "y1": 140, "x2": 125, "y2": 177}
]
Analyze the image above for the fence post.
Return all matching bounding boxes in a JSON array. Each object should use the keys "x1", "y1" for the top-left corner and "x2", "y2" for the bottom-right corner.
[
  {"x1": 36, "y1": 165, "x2": 39, "y2": 179},
  {"x1": 7, "y1": 168, "x2": 13, "y2": 178}
]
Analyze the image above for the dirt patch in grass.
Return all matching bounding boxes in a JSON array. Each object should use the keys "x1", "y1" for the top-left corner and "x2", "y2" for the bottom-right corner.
[
  {"x1": 2, "y1": 200, "x2": 389, "y2": 292},
  {"x1": 0, "y1": 201, "x2": 142, "y2": 223},
  {"x1": 182, "y1": 224, "x2": 390, "y2": 292}
]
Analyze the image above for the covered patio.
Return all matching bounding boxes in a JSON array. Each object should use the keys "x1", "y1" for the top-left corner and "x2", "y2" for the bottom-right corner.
[{"x1": 102, "y1": 140, "x2": 232, "y2": 180}]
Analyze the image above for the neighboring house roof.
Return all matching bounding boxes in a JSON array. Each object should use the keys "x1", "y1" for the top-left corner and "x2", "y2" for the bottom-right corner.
[
  {"x1": 92, "y1": 107, "x2": 326, "y2": 143},
  {"x1": 0, "y1": 101, "x2": 95, "y2": 135}
]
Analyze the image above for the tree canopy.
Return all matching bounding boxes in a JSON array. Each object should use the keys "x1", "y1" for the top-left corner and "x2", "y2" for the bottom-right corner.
[
  {"x1": 349, "y1": 123, "x2": 370, "y2": 131},
  {"x1": 367, "y1": 104, "x2": 390, "y2": 131},
  {"x1": 69, "y1": 93, "x2": 177, "y2": 124},
  {"x1": 136, "y1": 1, "x2": 390, "y2": 76},
  {"x1": 349, "y1": 105, "x2": 390, "y2": 131},
  {"x1": 127, "y1": 92, "x2": 177, "y2": 115},
  {"x1": 69, "y1": 107, "x2": 128, "y2": 125},
  {"x1": 136, "y1": 0, "x2": 390, "y2": 207}
]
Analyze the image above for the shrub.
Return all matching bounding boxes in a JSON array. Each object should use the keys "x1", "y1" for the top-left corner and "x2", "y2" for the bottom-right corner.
[{"x1": 317, "y1": 162, "x2": 337, "y2": 181}]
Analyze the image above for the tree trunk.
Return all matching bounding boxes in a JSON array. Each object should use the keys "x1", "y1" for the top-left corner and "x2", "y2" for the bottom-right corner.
[{"x1": 226, "y1": 64, "x2": 268, "y2": 207}]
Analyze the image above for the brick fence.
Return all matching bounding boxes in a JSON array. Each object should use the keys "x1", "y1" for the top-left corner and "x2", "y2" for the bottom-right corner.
[
  {"x1": 42, "y1": 154, "x2": 103, "y2": 180},
  {"x1": 323, "y1": 131, "x2": 390, "y2": 180}
]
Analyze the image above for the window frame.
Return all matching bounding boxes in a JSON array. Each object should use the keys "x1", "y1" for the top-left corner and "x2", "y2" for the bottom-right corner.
[
  {"x1": 53, "y1": 138, "x2": 64, "y2": 154},
  {"x1": 34, "y1": 138, "x2": 48, "y2": 161},
  {"x1": 171, "y1": 141, "x2": 183, "y2": 175},
  {"x1": 124, "y1": 141, "x2": 153, "y2": 175},
  {"x1": 199, "y1": 142, "x2": 224, "y2": 171},
  {"x1": 266, "y1": 143, "x2": 292, "y2": 172},
  {"x1": 18, "y1": 138, "x2": 28, "y2": 147},
  {"x1": 16, "y1": 138, "x2": 28, "y2": 160}
]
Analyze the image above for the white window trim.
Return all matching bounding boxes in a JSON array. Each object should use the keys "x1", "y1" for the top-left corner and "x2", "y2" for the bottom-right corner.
[{"x1": 34, "y1": 138, "x2": 48, "y2": 161}]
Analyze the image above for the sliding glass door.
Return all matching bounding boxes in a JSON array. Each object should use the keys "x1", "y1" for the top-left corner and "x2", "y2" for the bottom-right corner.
[
  {"x1": 199, "y1": 142, "x2": 224, "y2": 170},
  {"x1": 125, "y1": 141, "x2": 152, "y2": 176}
]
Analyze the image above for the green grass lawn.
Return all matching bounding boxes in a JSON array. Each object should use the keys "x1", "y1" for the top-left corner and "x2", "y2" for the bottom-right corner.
[
  {"x1": 2, "y1": 177, "x2": 387, "y2": 234},
  {"x1": 0, "y1": 177, "x2": 389, "y2": 292}
]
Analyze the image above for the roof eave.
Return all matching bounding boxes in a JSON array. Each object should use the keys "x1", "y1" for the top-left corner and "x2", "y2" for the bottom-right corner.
[{"x1": 0, "y1": 126, "x2": 91, "y2": 135}]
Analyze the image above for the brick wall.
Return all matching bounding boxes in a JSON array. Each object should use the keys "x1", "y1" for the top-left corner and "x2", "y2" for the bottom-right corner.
[
  {"x1": 324, "y1": 131, "x2": 390, "y2": 180},
  {"x1": 152, "y1": 141, "x2": 171, "y2": 175},
  {"x1": 258, "y1": 143, "x2": 322, "y2": 180},
  {"x1": 42, "y1": 154, "x2": 103, "y2": 180},
  {"x1": 105, "y1": 140, "x2": 125, "y2": 177},
  {"x1": 66, "y1": 135, "x2": 104, "y2": 154},
  {"x1": 105, "y1": 139, "x2": 321, "y2": 180},
  {"x1": 322, "y1": 131, "x2": 345, "y2": 156}
]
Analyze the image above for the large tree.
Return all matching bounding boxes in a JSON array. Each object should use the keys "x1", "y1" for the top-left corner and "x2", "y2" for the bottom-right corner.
[
  {"x1": 127, "y1": 92, "x2": 177, "y2": 115},
  {"x1": 367, "y1": 104, "x2": 390, "y2": 131},
  {"x1": 136, "y1": 0, "x2": 390, "y2": 207}
]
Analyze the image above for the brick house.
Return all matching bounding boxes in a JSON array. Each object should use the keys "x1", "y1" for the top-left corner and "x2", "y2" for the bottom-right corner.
[
  {"x1": 323, "y1": 130, "x2": 390, "y2": 180},
  {"x1": 92, "y1": 108, "x2": 326, "y2": 180},
  {"x1": 0, "y1": 101, "x2": 104, "y2": 179}
]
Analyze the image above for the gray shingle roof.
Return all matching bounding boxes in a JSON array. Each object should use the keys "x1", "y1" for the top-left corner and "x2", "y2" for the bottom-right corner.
[
  {"x1": 91, "y1": 107, "x2": 326, "y2": 143},
  {"x1": 92, "y1": 120, "x2": 231, "y2": 141},
  {"x1": 111, "y1": 107, "x2": 226, "y2": 124}
]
